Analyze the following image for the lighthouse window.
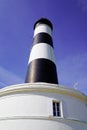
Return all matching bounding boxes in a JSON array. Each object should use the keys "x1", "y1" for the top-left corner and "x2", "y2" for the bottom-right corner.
[{"x1": 53, "y1": 101, "x2": 61, "y2": 117}]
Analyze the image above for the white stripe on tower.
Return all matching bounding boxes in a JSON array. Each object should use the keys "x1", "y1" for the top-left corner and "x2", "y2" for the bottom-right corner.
[
  {"x1": 28, "y1": 43, "x2": 55, "y2": 64},
  {"x1": 25, "y1": 18, "x2": 58, "y2": 84},
  {"x1": 34, "y1": 24, "x2": 52, "y2": 37}
]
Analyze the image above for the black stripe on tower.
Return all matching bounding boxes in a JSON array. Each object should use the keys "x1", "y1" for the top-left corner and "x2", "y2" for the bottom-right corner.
[
  {"x1": 33, "y1": 32, "x2": 53, "y2": 47},
  {"x1": 25, "y1": 59, "x2": 58, "y2": 84}
]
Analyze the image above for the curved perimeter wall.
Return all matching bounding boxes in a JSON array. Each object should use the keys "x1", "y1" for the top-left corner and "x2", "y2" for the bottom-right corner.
[{"x1": 0, "y1": 83, "x2": 87, "y2": 130}]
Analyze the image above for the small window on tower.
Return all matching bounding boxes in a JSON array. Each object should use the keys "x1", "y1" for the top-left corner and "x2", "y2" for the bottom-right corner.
[{"x1": 53, "y1": 101, "x2": 61, "y2": 117}]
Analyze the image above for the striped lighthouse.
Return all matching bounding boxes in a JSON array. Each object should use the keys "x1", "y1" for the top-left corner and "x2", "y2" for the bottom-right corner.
[
  {"x1": 0, "y1": 18, "x2": 87, "y2": 130},
  {"x1": 25, "y1": 18, "x2": 58, "y2": 84}
]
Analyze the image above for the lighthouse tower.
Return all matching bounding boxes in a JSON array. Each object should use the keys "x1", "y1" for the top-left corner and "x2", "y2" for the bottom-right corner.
[
  {"x1": 25, "y1": 18, "x2": 58, "y2": 84},
  {"x1": 0, "y1": 18, "x2": 87, "y2": 130}
]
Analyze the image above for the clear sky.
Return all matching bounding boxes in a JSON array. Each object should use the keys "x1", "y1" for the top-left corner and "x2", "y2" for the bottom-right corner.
[{"x1": 0, "y1": 0, "x2": 87, "y2": 95}]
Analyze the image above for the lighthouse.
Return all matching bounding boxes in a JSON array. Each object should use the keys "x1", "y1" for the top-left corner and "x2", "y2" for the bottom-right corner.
[
  {"x1": 0, "y1": 18, "x2": 87, "y2": 130},
  {"x1": 25, "y1": 18, "x2": 58, "y2": 84}
]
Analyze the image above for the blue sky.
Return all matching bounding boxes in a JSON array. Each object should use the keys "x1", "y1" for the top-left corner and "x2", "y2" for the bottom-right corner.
[{"x1": 0, "y1": 0, "x2": 87, "y2": 95}]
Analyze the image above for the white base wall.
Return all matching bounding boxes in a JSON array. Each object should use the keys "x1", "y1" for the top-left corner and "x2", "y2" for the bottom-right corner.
[
  {"x1": 0, "y1": 83, "x2": 87, "y2": 130},
  {"x1": 0, "y1": 117, "x2": 87, "y2": 130}
]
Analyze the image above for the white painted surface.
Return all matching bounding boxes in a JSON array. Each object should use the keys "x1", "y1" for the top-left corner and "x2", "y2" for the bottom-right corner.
[
  {"x1": 0, "y1": 92, "x2": 86, "y2": 121},
  {"x1": 34, "y1": 24, "x2": 52, "y2": 36},
  {"x1": 28, "y1": 43, "x2": 55, "y2": 63},
  {"x1": 0, "y1": 94, "x2": 52, "y2": 117},
  {"x1": 0, "y1": 83, "x2": 87, "y2": 130},
  {"x1": 55, "y1": 94, "x2": 87, "y2": 121},
  {"x1": 0, "y1": 118, "x2": 87, "y2": 130}
]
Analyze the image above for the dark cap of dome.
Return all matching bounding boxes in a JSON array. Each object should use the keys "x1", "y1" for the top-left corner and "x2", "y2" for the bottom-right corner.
[{"x1": 34, "y1": 18, "x2": 53, "y2": 30}]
